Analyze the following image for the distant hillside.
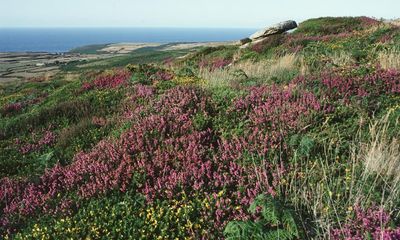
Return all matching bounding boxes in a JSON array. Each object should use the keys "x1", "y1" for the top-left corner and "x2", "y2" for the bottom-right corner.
[{"x1": 69, "y1": 44, "x2": 110, "y2": 54}]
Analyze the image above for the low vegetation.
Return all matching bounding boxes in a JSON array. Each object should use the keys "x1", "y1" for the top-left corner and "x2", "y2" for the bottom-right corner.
[{"x1": 1, "y1": 16, "x2": 400, "y2": 239}]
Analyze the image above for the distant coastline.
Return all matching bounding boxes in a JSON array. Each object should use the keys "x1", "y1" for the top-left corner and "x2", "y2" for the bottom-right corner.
[
  {"x1": 0, "y1": 28, "x2": 256, "y2": 53},
  {"x1": 0, "y1": 41, "x2": 234, "y2": 84}
]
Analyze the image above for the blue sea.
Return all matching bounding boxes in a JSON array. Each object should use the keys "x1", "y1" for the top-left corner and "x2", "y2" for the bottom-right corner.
[{"x1": 0, "y1": 28, "x2": 256, "y2": 53}]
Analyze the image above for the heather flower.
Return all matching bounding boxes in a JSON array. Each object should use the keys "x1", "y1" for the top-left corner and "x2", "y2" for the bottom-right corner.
[
  {"x1": 81, "y1": 69, "x2": 131, "y2": 90},
  {"x1": 283, "y1": 32, "x2": 357, "y2": 54},
  {"x1": 199, "y1": 58, "x2": 232, "y2": 71},
  {"x1": 153, "y1": 70, "x2": 174, "y2": 81},
  {"x1": 91, "y1": 116, "x2": 107, "y2": 126},
  {"x1": 18, "y1": 130, "x2": 57, "y2": 154},
  {"x1": 359, "y1": 16, "x2": 381, "y2": 27},
  {"x1": 163, "y1": 57, "x2": 174, "y2": 67},
  {"x1": 81, "y1": 82, "x2": 93, "y2": 91},
  {"x1": 379, "y1": 34, "x2": 393, "y2": 43},
  {"x1": 211, "y1": 58, "x2": 232, "y2": 71},
  {"x1": 1, "y1": 85, "x2": 318, "y2": 235},
  {"x1": 232, "y1": 84, "x2": 321, "y2": 154},
  {"x1": 320, "y1": 67, "x2": 400, "y2": 99},
  {"x1": 296, "y1": 66, "x2": 400, "y2": 103},
  {"x1": 2, "y1": 102, "x2": 24, "y2": 114},
  {"x1": 198, "y1": 59, "x2": 209, "y2": 69},
  {"x1": 331, "y1": 205, "x2": 400, "y2": 240}
]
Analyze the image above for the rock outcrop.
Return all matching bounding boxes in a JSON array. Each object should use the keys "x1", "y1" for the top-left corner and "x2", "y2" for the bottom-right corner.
[
  {"x1": 240, "y1": 20, "x2": 298, "y2": 49},
  {"x1": 250, "y1": 20, "x2": 298, "y2": 40}
]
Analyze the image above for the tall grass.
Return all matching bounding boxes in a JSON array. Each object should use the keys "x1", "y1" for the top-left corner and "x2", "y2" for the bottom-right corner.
[
  {"x1": 377, "y1": 48, "x2": 400, "y2": 70},
  {"x1": 330, "y1": 51, "x2": 355, "y2": 67},
  {"x1": 389, "y1": 19, "x2": 400, "y2": 27},
  {"x1": 354, "y1": 113, "x2": 400, "y2": 211},
  {"x1": 199, "y1": 54, "x2": 299, "y2": 88},
  {"x1": 279, "y1": 111, "x2": 400, "y2": 239}
]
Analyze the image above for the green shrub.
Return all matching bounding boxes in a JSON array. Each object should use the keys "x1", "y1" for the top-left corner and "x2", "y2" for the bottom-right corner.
[
  {"x1": 224, "y1": 194, "x2": 302, "y2": 240},
  {"x1": 295, "y1": 17, "x2": 368, "y2": 36}
]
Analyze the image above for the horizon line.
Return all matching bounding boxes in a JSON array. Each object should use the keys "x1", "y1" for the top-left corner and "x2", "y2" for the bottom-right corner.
[{"x1": 0, "y1": 26, "x2": 260, "y2": 29}]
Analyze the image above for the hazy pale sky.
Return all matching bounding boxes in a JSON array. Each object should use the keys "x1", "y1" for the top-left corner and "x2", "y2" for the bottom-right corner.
[{"x1": 0, "y1": 0, "x2": 398, "y2": 28}]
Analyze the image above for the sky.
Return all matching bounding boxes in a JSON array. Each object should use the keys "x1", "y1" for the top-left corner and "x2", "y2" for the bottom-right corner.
[{"x1": 0, "y1": 0, "x2": 399, "y2": 28}]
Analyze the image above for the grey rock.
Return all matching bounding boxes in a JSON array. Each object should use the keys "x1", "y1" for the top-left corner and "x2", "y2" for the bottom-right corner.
[{"x1": 250, "y1": 20, "x2": 297, "y2": 40}]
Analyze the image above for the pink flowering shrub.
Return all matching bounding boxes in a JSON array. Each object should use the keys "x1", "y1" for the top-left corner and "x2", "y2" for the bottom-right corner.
[
  {"x1": 0, "y1": 140, "x2": 133, "y2": 232},
  {"x1": 198, "y1": 59, "x2": 209, "y2": 69},
  {"x1": 2, "y1": 93, "x2": 47, "y2": 116},
  {"x1": 359, "y1": 16, "x2": 381, "y2": 27},
  {"x1": 91, "y1": 116, "x2": 107, "y2": 127},
  {"x1": 17, "y1": 130, "x2": 57, "y2": 154},
  {"x1": 232, "y1": 84, "x2": 321, "y2": 155},
  {"x1": 3, "y1": 66, "x2": 396, "y2": 236},
  {"x1": 286, "y1": 32, "x2": 355, "y2": 45},
  {"x1": 81, "y1": 82, "x2": 93, "y2": 91},
  {"x1": 295, "y1": 67, "x2": 400, "y2": 103},
  {"x1": 134, "y1": 84, "x2": 155, "y2": 99},
  {"x1": 331, "y1": 206, "x2": 400, "y2": 240},
  {"x1": 163, "y1": 57, "x2": 174, "y2": 67},
  {"x1": 199, "y1": 58, "x2": 232, "y2": 71},
  {"x1": 120, "y1": 86, "x2": 274, "y2": 229},
  {"x1": 325, "y1": 68, "x2": 400, "y2": 96},
  {"x1": 212, "y1": 58, "x2": 232, "y2": 70},
  {"x1": 126, "y1": 64, "x2": 176, "y2": 85},
  {"x1": 81, "y1": 69, "x2": 131, "y2": 90},
  {"x1": 379, "y1": 34, "x2": 393, "y2": 43},
  {"x1": 152, "y1": 70, "x2": 175, "y2": 81},
  {"x1": 0, "y1": 86, "x2": 289, "y2": 235},
  {"x1": 2, "y1": 102, "x2": 23, "y2": 114}
]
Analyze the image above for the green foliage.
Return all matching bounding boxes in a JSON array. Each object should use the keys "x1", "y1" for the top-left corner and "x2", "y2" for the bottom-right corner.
[
  {"x1": 368, "y1": 26, "x2": 393, "y2": 43},
  {"x1": 269, "y1": 68, "x2": 299, "y2": 85},
  {"x1": 251, "y1": 35, "x2": 285, "y2": 54},
  {"x1": 224, "y1": 194, "x2": 301, "y2": 240},
  {"x1": 192, "y1": 46, "x2": 236, "y2": 60},
  {"x1": 69, "y1": 44, "x2": 109, "y2": 54},
  {"x1": 62, "y1": 48, "x2": 189, "y2": 71},
  {"x1": 183, "y1": 45, "x2": 238, "y2": 68},
  {"x1": 295, "y1": 17, "x2": 366, "y2": 36},
  {"x1": 14, "y1": 192, "x2": 147, "y2": 240},
  {"x1": 193, "y1": 112, "x2": 211, "y2": 131},
  {"x1": 210, "y1": 87, "x2": 247, "y2": 139},
  {"x1": 289, "y1": 135, "x2": 316, "y2": 158},
  {"x1": 239, "y1": 50, "x2": 261, "y2": 61},
  {"x1": 176, "y1": 66, "x2": 196, "y2": 77},
  {"x1": 35, "y1": 151, "x2": 55, "y2": 170},
  {"x1": 55, "y1": 118, "x2": 112, "y2": 164}
]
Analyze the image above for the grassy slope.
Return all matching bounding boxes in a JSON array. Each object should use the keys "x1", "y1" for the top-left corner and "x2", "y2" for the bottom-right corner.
[
  {"x1": 62, "y1": 46, "x2": 193, "y2": 72},
  {"x1": 1, "y1": 17, "x2": 400, "y2": 239},
  {"x1": 69, "y1": 44, "x2": 110, "y2": 54}
]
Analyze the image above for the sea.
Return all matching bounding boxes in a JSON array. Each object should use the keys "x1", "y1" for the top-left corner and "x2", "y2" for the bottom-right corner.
[{"x1": 0, "y1": 28, "x2": 256, "y2": 53}]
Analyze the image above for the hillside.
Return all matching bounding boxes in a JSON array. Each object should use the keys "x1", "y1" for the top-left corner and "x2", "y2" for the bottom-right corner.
[{"x1": 1, "y1": 16, "x2": 400, "y2": 239}]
